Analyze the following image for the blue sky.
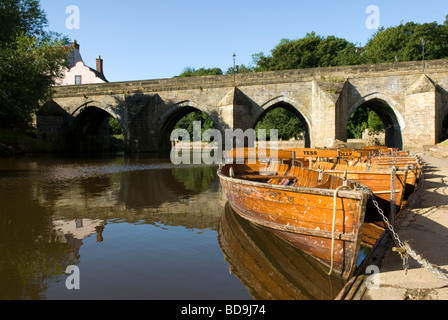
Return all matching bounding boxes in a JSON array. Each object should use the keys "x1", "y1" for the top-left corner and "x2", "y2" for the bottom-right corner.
[{"x1": 39, "y1": 0, "x2": 448, "y2": 83}]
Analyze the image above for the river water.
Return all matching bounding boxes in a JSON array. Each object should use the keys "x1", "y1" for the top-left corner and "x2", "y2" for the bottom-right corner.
[{"x1": 0, "y1": 153, "x2": 345, "y2": 300}]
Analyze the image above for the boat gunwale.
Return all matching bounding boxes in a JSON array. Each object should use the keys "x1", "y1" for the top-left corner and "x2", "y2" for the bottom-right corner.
[{"x1": 217, "y1": 166, "x2": 369, "y2": 200}]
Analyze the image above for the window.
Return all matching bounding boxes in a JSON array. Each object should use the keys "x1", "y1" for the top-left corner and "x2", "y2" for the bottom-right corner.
[{"x1": 75, "y1": 75, "x2": 82, "y2": 85}]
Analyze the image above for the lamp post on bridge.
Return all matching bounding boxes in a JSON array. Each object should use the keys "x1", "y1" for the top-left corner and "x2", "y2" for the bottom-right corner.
[
  {"x1": 233, "y1": 53, "x2": 237, "y2": 83},
  {"x1": 421, "y1": 38, "x2": 426, "y2": 70}
]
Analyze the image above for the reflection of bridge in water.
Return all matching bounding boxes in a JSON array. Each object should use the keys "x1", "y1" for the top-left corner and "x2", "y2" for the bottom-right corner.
[{"x1": 32, "y1": 160, "x2": 226, "y2": 233}]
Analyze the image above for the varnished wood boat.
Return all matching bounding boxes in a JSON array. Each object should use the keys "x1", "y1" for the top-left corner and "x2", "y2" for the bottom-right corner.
[
  {"x1": 285, "y1": 147, "x2": 423, "y2": 199},
  {"x1": 218, "y1": 149, "x2": 370, "y2": 279},
  {"x1": 293, "y1": 147, "x2": 423, "y2": 247},
  {"x1": 218, "y1": 147, "x2": 422, "y2": 280}
]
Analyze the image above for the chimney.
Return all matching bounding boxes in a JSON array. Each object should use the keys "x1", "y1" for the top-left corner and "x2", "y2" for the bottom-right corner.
[
  {"x1": 71, "y1": 40, "x2": 80, "y2": 50},
  {"x1": 96, "y1": 55, "x2": 104, "y2": 75}
]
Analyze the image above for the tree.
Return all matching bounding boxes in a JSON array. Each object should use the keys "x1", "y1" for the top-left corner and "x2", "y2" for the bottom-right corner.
[
  {"x1": 173, "y1": 110, "x2": 215, "y2": 140},
  {"x1": 347, "y1": 107, "x2": 369, "y2": 139},
  {"x1": 0, "y1": 0, "x2": 47, "y2": 43},
  {"x1": 225, "y1": 64, "x2": 253, "y2": 75},
  {"x1": 255, "y1": 108, "x2": 305, "y2": 141},
  {"x1": 109, "y1": 117, "x2": 123, "y2": 135},
  {"x1": 0, "y1": 0, "x2": 70, "y2": 131},
  {"x1": 252, "y1": 32, "x2": 363, "y2": 72},
  {"x1": 347, "y1": 107, "x2": 384, "y2": 139},
  {"x1": 364, "y1": 20, "x2": 448, "y2": 64},
  {"x1": 367, "y1": 111, "x2": 384, "y2": 135},
  {"x1": 177, "y1": 67, "x2": 223, "y2": 77}
]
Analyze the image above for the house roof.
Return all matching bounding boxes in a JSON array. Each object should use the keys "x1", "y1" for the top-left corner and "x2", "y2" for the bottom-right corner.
[{"x1": 66, "y1": 40, "x2": 108, "y2": 82}]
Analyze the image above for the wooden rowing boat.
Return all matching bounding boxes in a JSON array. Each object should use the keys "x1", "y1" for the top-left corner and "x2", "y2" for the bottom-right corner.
[
  {"x1": 218, "y1": 149, "x2": 370, "y2": 279},
  {"x1": 218, "y1": 147, "x2": 422, "y2": 280}
]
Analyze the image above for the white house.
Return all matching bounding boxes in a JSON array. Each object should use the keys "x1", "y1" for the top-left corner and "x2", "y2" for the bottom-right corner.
[{"x1": 57, "y1": 40, "x2": 108, "y2": 86}]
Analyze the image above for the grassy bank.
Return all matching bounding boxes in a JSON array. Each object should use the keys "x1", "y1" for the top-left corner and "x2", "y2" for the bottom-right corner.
[{"x1": 0, "y1": 131, "x2": 53, "y2": 156}]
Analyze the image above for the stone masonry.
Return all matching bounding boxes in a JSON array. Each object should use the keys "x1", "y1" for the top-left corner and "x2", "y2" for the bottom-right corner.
[{"x1": 37, "y1": 59, "x2": 448, "y2": 153}]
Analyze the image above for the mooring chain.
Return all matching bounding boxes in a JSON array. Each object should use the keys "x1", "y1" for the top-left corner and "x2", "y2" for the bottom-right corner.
[{"x1": 359, "y1": 185, "x2": 448, "y2": 285}]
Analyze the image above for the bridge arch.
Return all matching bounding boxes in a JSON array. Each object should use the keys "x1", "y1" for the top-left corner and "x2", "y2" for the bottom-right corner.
[
  {"x1": 254, "y1": 97, "x2": 311, "y2": 148},
  {"x1": 68, "y1": 105, "x2": 124, "y2": 154},
  {"x1": 71, "y1": 101, "x2": 126, "y2": 131},
  {"x1": 348, "y1": 93, "x2": 404, "y2": 149},
  {"x1": 158, "y1": 101, "x2": 219, "y2": 152}
]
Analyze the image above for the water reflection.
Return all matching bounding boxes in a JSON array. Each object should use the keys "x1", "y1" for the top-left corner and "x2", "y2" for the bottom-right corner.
[
  {"x1": 0, "y1": 155, "x2": 232, "y2": 300},
  {"x1": 0, "y1": 155, "x2": 346, "y2": 300},
  {"x1": 218, "y1": 203, "x2": 346, "y2": 300}
]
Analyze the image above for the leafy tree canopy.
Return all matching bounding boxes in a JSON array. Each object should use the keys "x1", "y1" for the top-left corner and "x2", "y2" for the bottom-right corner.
[
  {"x1": 255, "y1": 108, "x2": 305, "y2": 141},
  {"x1": 177, "y1": 67, "x2": 223, "y2": 78},
  {"x1": 173, "y1": 110, "x2": 215, "y2": 140},
  {"x1": 364, "y1": 19, "x2": 448, "y2": 63},
  {"x1": 347, "y1": 107, "x2": 384, "y2": 139},
  {"x1": 252, "y1": 32, "x2": 362, "y2": 71},
  {"x1": 0, "y1": 0, "x2": 70, "y2": 131},
  {"x1": 0, "y1": 0, "x2": 47, "y2": 43}
]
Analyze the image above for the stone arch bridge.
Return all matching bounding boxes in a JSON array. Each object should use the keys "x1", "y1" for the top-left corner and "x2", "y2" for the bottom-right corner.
[{"x1": 37, "y1": 59, "x2": 448, "y2": 153}]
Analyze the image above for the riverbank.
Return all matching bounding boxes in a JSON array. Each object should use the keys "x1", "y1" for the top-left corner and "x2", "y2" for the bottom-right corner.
[
  {"x1": 347, "y1": 150, "x2": 448, "y2": 300},
  {"x1": 0, "y1": 131, "x2": 53, "y2": 156}
]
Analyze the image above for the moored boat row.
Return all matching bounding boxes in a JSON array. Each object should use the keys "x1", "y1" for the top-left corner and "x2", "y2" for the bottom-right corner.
[{"x1": 218, "y1": 146, "x2": 423, "y2": 280}]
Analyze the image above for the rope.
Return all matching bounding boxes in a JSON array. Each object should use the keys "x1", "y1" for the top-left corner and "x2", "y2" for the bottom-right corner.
[{"x1": 328, "y1": 185, "x2": 349, "y2": 276}]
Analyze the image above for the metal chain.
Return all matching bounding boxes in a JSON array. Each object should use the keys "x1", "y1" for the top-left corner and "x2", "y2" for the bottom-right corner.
[{"x1": 359, "y1": 185, "x2": 448, "y2": 285}]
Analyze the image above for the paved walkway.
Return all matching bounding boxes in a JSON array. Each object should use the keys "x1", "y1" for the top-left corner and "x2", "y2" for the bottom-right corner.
[{"x1": 362, "y1": 152, "x2": 448, "y2": 300}]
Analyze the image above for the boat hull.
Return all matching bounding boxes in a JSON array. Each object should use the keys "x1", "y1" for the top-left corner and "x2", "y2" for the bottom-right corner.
[
  {"x1": 218, "y1": 203, "x2": 345, "y2": 300},
  {"x1": 218, "y1": 169, "x2": 369, "y2": 280}
]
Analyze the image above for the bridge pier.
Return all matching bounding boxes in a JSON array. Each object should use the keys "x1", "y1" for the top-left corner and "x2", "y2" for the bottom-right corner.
[
  {"x1": 311, "y1": 80, "x2": 348, "y2": 148},
  {"x1": 402, "y1": 74, "x2": 444, "y2": 150}
]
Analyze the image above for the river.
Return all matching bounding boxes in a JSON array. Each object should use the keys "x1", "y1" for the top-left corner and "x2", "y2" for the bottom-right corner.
[{"x1": 0, "y1": 153, "x2": 344, "y2": 300}]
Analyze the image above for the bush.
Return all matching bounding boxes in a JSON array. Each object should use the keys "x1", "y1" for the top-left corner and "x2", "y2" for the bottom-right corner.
[{"x1": 0, "y1": 131, "x2": 53, "y2": 156}]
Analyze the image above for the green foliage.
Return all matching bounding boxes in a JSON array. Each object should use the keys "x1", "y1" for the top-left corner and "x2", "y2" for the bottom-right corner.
[
  {"x1": 0, "y1": 0, "x2": 70, "y2": 131},
  {"x1": 364, "y1": 20, "x2": 448, "y2": 63},
  {"x1": 347, "y1": 107, "x2": 369, "y2": 139},
  {"x1": 367, "y1": 111, "x2": 384, "y2": 134},
  {"x1": 252, "y1": 32, "x2": 363, "y2": 71},
  {"x1": 177, "y1": 67, "x2": 223, "y2": 77},
  {"x1": 255, "y1": 108, "x2": 305, "y2": 140},
  {"x1": 109, "y1": 117, "x2": 123, "y2": 135},
  {"x1": 0, "y1": 130, "x2": 53, "y2": 155},
  {"x1": 177, "y1": 16, "x2": 448, "y2": 77},
  {"x1": 225, "y1": 64, "x2": 253, "y2": 75},
  {"x1": 171, "y1": 166, "x2": 216, "y2": 193},
  {"x1": 0, "y1": 0, "x2": 48, "y2": 43},
  {"x1": 347, "y1": 107, "x2": 384, "y2": 139},
  {"x1": 173, "y1": 110, "x2": 215, "y2": 140}
]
